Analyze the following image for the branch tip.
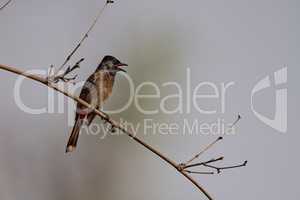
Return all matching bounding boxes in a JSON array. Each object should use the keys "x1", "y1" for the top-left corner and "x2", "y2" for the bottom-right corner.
[
  {"x1": 55, "y1": 2, "x2": 110, "y2": 75},
  {"x1": 0, "y1": 0, "x2": 12, "y2": 11},
  {"x1": 231, "y1": 114, "x2": 242, "y2": 128},
  {"x1": 183, "y1": 137, "x2": 224, "y2": 166}
]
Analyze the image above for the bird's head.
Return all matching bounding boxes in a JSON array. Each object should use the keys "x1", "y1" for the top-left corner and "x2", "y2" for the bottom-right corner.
[{"x1": 97, "y1": 55, "x2": 127, "y2": 73}]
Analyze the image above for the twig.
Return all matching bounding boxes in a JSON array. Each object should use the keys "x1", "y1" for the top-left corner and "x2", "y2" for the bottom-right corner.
[
  {"x1": 183, "y1": 157, "x2": 247, "y2": 175},
  {"x1": 177, "y1": 115, "x2": 245, "y2": 176},
  {"x1": 183, "y1": 157, "x2": 224, "y2": 170},
  {"x1": 216, "y1": 161, "x2": 248, "y2": 171},
  {"x1": 181, "y1": 115, "x2": 242, "y2": 168},
  {"x1": 203, "y1": 161, "x2": 248, "y2": 174},
  {"x1": 0, "y1": 0, "x2": 12, "y2": 11},
  {"x1": 184, "y1": 170, "x2": 215, "y2": 175},
  {"x1": 0, "y1": 63, "x2": 214, "y2": 200},
  {"x1": 50, "y1": 58, "x2": 84, "y2": 83},
  {"x1": 183, "y1": 137, "x2": 223, "y2": 166},
  {"x1": 231, "y1": 114, "x2": 241, "y2": 128},
  {"x1": 55, "y1": 1, "x2": 113, "y2": 76}
]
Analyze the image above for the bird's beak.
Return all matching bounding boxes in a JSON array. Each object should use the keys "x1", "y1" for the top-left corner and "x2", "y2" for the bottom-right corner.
[{"x1": 115, "y1": 63, "x2": 128, "y2": 73}]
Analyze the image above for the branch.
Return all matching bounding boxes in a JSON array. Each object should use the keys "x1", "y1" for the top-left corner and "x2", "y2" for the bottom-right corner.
[
  {"x1": 0, "y1": 63, "x2": 214, "y2": 200},
  {"x1": 183, "y1": 157, "x2": 224, "y2": 169},
  {"x1": 183, "y1": 156, "x2": 247, "y2": 175},
  {"x1": 230, "y1": 114, "x2": 241, "y2": 128},
  {"x1": 0, "y1": 0, "x2": 12, "y2": 11},
  {"x1": 184, "y1": 170, "x2": 215, "y2": 175},
  {"x1": 177, "y1": 115, "x2": 246, "y2": 176},
  {"x1": 54, "y1": 0, "x2": 114, "y2": 76},
  {"x1": 183, "y1": 137, "x2": 223, "y2": 166},
  {"x1": 49, "y1": 58, "x2": 84, "y2": 83},
  {"x1": 203, "y1": 161, "x2": 248, "y2": 174}
]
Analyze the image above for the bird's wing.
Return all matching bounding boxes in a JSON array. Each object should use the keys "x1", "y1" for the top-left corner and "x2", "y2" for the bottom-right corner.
[{"x1": 76, "y1": 74, "x2": 96, "y2": 115}]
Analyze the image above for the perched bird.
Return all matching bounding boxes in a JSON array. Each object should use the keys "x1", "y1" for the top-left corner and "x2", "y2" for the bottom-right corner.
[{"x1": 66, "y1": 55, "x2": 127, "y2": 153}]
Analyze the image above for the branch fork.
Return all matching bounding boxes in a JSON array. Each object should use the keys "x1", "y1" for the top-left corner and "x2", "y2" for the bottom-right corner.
[
  {"x1": 176, "y1": 116, "x2": 246, "y2": 175},
  {"x1": 47, "y1": 58, "x2": 84, "y2": 83},
  {"x1": 0, "y1": 0, "x2": 12, "y2": 11}
]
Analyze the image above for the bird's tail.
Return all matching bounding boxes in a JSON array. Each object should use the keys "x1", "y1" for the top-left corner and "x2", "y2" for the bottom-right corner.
[{"x1": 66, "y1": 118, "x2": 83, "y2": 153}]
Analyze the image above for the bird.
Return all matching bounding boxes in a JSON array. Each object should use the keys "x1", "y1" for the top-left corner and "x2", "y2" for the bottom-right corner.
[{"x1": 66, "y1": 55, "x2": 127, "y2": 153}]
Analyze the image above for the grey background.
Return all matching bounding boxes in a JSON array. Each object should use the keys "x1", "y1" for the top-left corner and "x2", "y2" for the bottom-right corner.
[{"x1": 0, "y1": 0, "x2": 298, "y2": 199}]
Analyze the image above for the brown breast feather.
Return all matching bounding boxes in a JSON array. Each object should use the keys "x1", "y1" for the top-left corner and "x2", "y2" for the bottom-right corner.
[{"x1": 94, "y1": 71, "x2": 115, "y2": 107}]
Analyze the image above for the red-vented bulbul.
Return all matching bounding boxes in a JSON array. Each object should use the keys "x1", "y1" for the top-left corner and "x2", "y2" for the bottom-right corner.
[{"x1": 66, "y1": 55, "x2": 127, "y2": 153}]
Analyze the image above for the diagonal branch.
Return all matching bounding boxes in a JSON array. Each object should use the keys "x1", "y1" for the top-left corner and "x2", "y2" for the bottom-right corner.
[
  {"x1": 183, "y1": 137, "x2": 223, "y2": 166},
  {"x1": 230, "y1": 114, "x2": 241, "y2": 128},
  {"x1": 55, "y1": 0, "x2": 113, "y2": 76},
  {"x1": 0, "y1": 63, "x2": 214, "y2": 200},
  {"x1": 184, "y1": 157, "x2": 224, "y2": 170},
  {"x1": 0, "y1": 0, "x2": 12, "y2": 11}
]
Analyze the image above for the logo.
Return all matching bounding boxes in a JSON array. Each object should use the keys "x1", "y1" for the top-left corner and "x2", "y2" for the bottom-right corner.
[
  {"x1": 12, "y1": 66, "x2": 288, "y2": 136},
  {"x1": 251, "y1": 67, "x2": 287, "y2": 133}
]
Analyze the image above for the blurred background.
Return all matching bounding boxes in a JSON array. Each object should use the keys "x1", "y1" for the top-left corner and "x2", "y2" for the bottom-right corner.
[{"x1": 0, "y1": 0, "x2": 297, "y2": 199}]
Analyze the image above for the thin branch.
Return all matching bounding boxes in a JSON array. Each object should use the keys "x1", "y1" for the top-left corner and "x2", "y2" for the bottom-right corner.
[
  {"x1": 184, "y1": 170, "x2": 215, "y2": 175},
  {"x1": 183, "y1": 157, "x2": 247, "y2": 175},
  {"x1": 0, "y1": 63, "x2": 214, "y2": 200},
  {"x1": 203, "y1": 161, "x2": 248, "y2": 174},
  {"x1": 183, "y1": 137, "x2": 223, "y2": 166},
  {"x1": 230, "y1": 114, "x2": 241, "y2": 128},
  {"x1": 55, "y1": 1, "x2": 113, "y2": 76},
  {"x1": 0, "y1": 0, "x2": 12, "y2": 11},
  {"x1": 218, "y1": 161, "x2": 248, "y2": 171},
  {"x1": 184, "y1": 157, "x2": 224, "y2": 170},
  {"x1": 50, "y1": 58, "x2": 84, "y2": 83},
  {"x1": 181, "y1": 115, "x2": 242, "y2": 169}
]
